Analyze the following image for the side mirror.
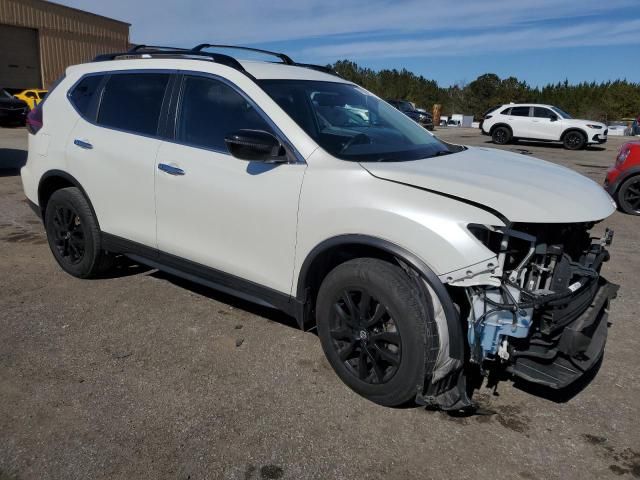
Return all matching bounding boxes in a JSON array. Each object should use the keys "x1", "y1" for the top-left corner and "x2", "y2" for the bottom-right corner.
[
  {"x1": 550, "y1": 114, "x2": 558, "y2": 122},
  {"x1": 224, "y1": 130, "x2": 287, "y2": 163}
]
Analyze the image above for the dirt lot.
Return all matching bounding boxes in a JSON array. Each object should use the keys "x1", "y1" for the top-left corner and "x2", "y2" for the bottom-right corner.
[{"x1": 1, "y1": 126, "x2": 638, "y2": 480}]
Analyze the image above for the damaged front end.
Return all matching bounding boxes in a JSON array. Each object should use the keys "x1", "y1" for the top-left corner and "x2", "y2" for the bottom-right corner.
[
  {"x1": 422, "y1": 222, "x2": 619, "y2": 410},
  {"x1": 464, "y1": 222, "x2": 618, "y2": 389}
]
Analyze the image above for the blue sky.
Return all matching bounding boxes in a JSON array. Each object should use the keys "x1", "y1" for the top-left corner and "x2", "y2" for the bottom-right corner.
[{"x1": 57, "y1": 0, "x2": 640, "y2": 87}]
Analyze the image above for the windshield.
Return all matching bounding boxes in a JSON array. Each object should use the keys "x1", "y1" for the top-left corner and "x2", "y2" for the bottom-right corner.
[
  {"x1": 551, "y1": 106, "x2": 573, "y2": 119},
  {"x1": 259, "y1": 80, "x2": 453, "y2": 162},
  {"x1": 0, "y1": 89, "x2": 13, "y2": 99}
]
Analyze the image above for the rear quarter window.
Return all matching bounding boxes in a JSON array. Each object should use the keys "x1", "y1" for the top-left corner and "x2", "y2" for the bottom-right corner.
[{"x1": 68, "y1": 74, "x2": 103, "y2": 117}]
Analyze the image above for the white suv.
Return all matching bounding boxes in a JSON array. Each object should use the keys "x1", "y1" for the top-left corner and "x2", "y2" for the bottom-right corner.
[
  {"x1": 481, "y1": 103, "x2": 608, "y2": 150},
  {"x1": 22, "y1": 45, "x2": 618, "y2": 411}
]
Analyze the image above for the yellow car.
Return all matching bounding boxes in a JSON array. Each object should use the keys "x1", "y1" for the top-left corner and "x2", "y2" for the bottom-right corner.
[{"x1": 14, "y1": 89, "x2": 48, "y2": 110}]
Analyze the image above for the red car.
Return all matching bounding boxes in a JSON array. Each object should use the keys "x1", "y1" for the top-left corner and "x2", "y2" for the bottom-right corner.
[{"x1": 605, "y1": 141, "x2": 640, "y2": 215}]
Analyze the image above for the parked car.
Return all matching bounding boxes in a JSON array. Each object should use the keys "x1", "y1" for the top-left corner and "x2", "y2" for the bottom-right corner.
[
  {"x1": 13, "y1": 88, "x2": 48, "y2": 110},
  {"x1": 481, "y1": 103, "x2": 607, "y2": 150},
  {"x1": 386, "y1": 99, "x2": 434, "y2": 130},
  {"x1": 605, "y1": 141, "x2": 640, "y2": 215},
  {"x1": 22, "y1": 45, "x2": 618, "y2": 411},
  {"x1": 0, "y1": 88, "x2": 28, "y2": 125}
]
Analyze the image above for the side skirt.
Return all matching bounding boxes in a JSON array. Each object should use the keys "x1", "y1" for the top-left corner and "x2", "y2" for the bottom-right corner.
[{"x1": 101, "y1": 232, "x2": 303, "y2": 323}]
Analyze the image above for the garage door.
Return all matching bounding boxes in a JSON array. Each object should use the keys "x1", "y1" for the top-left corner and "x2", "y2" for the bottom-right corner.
[{"x1": 0, "y1": 24, "x2": 41, "y2": 89}]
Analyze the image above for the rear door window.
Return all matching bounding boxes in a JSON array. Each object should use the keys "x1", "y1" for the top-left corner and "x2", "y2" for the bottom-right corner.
[
  {"x1": 509, "y1": 106, "x2": 531, "y2": 117},
  {"x1": 68, "y1": 75, "x2": 104, "y2": 117},
  {"x1": 97, "y1": 73, "x2": 170, "y2": 136}
]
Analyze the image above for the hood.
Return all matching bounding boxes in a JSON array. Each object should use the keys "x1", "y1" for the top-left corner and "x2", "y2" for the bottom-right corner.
[{"x1": 360, "y1": 146, "x2": 615, "y2": 223}]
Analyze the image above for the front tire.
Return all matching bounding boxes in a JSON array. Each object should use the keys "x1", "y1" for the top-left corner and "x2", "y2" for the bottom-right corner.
[
  {"x1": 563, "y1": 130, "x2": 586, "y2": 150},
  {"x1": 616, "y1": 175, "x2": 640, "y2": 215},
  {"x1": 491, "y1": 126, "x2": 511, "y2": 145},
  {"x1": 44, "y1": 187, "x2": 113, "y2": 278},
  {"x1": 316, "y1": 258, "x2": 438, "y2": 407}
]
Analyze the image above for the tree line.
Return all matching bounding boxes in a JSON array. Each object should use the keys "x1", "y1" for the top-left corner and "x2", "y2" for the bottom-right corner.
[{"x1": 331, "y1": 60, "x2": 640, "y2": 122}]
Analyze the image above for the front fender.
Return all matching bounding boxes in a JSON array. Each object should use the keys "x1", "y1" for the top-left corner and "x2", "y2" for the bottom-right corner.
[{"x1": 294, "y1": 152, "x2": 504, "y2": 287}]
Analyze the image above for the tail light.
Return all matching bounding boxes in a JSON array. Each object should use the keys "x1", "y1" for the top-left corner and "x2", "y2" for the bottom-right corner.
[
  {"x1": 26, "y1": 104, "x2": 43, "y2": 135},
  {"x1": 616, "y1": 147, "x2": 630, "y2": 166},
  {"x1": 484, "y1": 114, "x2": 493, "y2": 120}
]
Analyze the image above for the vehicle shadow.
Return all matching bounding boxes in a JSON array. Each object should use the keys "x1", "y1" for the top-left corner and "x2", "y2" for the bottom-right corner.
[
  {"x1": 149, "y1": 269, "x2": 301, "y2": 331},
  {"x1": 0, "y1": 148, "x2": 27, "y2": 177},
  {"x1": 95, "y1": 256, "x2": 152, "y2": 279}
]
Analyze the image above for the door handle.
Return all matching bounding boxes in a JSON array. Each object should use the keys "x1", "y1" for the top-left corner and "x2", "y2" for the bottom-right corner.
[
  {"x1": 158, "y1": 163, "x2": 185, "y2": 176},
  {"x1": 73, "y1": 139, "x2": 93, "y2": 149}
]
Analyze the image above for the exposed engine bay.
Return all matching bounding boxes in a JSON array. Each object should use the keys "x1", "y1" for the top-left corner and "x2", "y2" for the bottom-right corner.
[{"x1": 463, "y1": 222, "x2": 618, "y2": 389}]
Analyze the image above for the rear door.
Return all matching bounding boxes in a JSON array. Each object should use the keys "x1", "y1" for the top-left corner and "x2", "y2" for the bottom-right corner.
[
  {"x1": 530, "y1": 106, "x2": 563, "y2": 140},
  {"x1": 66, "y1": 71, "x2": 172, "y2": 247},
  {"x1": 506, "y1": 106, "x2": 532, "y2": 137}
]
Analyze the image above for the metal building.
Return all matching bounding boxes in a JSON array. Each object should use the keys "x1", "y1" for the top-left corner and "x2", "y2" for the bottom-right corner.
[{"x1": 0, "y1": 0, "x2": 129, "y2": 89}]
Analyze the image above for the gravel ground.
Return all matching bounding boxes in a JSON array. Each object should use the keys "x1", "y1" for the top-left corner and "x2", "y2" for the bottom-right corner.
[{"x1": 1, "y1": 126, "x2": 638, "y2": 480}]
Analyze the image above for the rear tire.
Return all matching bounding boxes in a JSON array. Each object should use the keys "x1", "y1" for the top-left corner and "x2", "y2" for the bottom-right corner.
[
  {"x1": 563, "y1": 130, "x2": 586, "y2": 150},
  {"x1": 615, "y1": 175, "x2": 640, "y2": 215},
  {"x1": 44, "y1": 187, "x2": 114, "y2": 278},
  {"x1": 316, "y1": 258, "x2": 438, "y2": 407},
  {"x1": 491, "y1": 126, "x2": 511, "y2": 145}
]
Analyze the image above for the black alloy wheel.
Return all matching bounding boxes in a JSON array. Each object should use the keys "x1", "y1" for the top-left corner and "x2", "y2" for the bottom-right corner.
[
  {"x1": 330, "y1": 289, "x2": 401, "y2": 384},
  {"x1": 617, "y1": 175, "x2": 640, "y2": 215},
  {"x1": 44, "y1": 187, "x2": 114, "y2": 278},
  {"x1": 316, "y1": 258, "x2": 439, "y2": 407},
  {"x1": 492, "y1": 126, "x2": 511, "y2": 145},
  {"x1": 50, "y1": 205, "x2": 86, "y2": 265},
  {"x1": 563, "y1": 131, "x2": 586, "y2": 150}
]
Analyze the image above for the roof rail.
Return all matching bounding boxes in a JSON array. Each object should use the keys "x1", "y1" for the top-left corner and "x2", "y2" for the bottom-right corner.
[
  {"x1": 127, "y1": 45, "x2": 194, "y2": 54},
  {"x1": 93, "y1": 46, "x2": 247, "y2": 74},
  {"x1": 191, "y1": 44, "x2": 341, "y2": 77},
  {"x1": 192, "y1": 44, "x2": 294, "y2": 65},
  {"x1": 93, "y1": 44, "x2": 341, "y2": 79}
]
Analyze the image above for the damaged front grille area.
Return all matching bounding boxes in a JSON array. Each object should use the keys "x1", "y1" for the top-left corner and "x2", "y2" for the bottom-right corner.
[{"x1": 465, "y1": 222, "x2": 618, "y2": 389}]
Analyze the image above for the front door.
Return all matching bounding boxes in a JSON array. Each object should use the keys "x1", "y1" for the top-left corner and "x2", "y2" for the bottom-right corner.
[
  {"x1": 530, "y1": 106, "x2": 564, "y2": 141},
  {"x1": 155, "y1": 75, "x2": 306, "y2": 295}
]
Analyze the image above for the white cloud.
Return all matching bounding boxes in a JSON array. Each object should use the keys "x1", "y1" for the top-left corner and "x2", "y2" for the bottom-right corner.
[
  {"x1": 301, "y1": 18, "x2": 640, "y2": 60},
  {"x1": 55, "y1": 0, "x2": 640, "y2": 60}
]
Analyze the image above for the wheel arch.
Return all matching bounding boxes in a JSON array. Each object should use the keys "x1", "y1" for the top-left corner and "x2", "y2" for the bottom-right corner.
[
  {"x1": 560, "y1": 127, "x2": 587, "y2": 141},
  {"x1": 38, "y1": 170, "x2": 100, "y2": 229},
  {"x1": 295, "y1": 234, "x2": 464, "y2": 361},
  {"x1": 611, "y1": 168, "x2": 640, "y2": 194},
  {"x1": 489, "y1": 122, "x2": 512, "y2": 135}
]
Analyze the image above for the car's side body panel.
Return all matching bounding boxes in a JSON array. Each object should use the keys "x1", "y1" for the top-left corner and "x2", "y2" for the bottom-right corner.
[
  {"x1": 293, "y1": 148, "x2": 503, "y2": 289},
  {"x1": 605, "y1": 141, "x2": 640, "y2": 195},
  {"x1": 155, "y1": 140, "x2": 307, "y2": 294}
]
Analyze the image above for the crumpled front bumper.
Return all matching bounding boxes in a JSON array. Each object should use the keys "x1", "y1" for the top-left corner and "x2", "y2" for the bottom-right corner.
[{"x1": 507, "y1": 277, "x2": 618, "y2": 389}]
